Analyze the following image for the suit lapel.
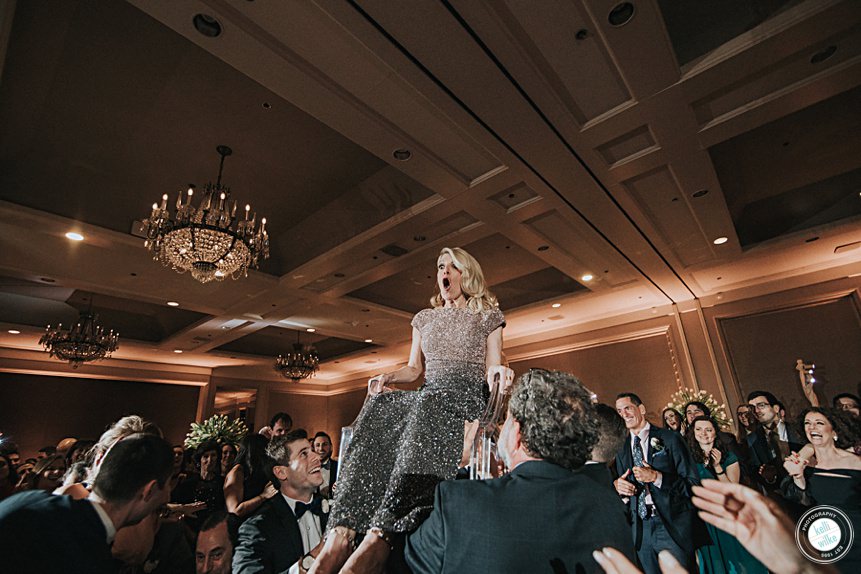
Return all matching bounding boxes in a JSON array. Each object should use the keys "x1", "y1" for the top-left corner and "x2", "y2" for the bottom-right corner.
[
  {"x1": 272, "y1": 494, "x2": 303, "y2": 549},
  {"x1": 621, "y1": 434, "x2": 634, "y2": 470}
]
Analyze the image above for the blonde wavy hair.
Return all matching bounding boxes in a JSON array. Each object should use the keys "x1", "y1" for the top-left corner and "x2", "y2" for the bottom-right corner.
[{"x1": 430, "y1": 247, "x2": 498, "y2": 312}]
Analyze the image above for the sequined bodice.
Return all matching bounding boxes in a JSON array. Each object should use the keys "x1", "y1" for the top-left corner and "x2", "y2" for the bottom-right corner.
[{"x1": 412, "y1": 306, "x2": 505, "y2": 366}]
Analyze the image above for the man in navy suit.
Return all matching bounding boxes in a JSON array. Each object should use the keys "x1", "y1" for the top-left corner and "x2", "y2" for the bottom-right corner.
[
  {"x1": 0, "y1": 433, "x2": 174, "y2": 574},
  {"x1": 233, "y1": 430, "x2": 329, "y2": 574},
  {"x1": 406, "y1": 369, "x2": 636, "y2": 573},
  {"x1": 614, "y1": 393, "x2": 706, "y2": 574}
]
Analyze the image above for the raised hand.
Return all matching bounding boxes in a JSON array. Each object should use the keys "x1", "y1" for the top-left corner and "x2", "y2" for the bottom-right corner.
[
  {"x1": 692, "y1": 479, "x2": 804, "y2": 574},
  {"x1": 593, "y1": 547, "x2": 685, "y2": 574}
]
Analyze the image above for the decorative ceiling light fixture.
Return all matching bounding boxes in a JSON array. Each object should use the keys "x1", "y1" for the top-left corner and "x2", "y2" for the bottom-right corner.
[
  {"x1": 274, "y1": 332, "x2": 320, "y2": 382},
  {"x1": 141, "y1": 145, "x2": 269, "y2": 283},
  {"x1": 40, "y1": 301, "x2": 119, "y2": 368}
]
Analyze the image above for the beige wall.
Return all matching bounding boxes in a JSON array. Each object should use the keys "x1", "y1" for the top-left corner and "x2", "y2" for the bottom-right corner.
[
  {"x1": 0, "y1": 373, "x2": 199, "y2": 457},
  {"x1": 266, "y1": 388, "x2": 366, "y2": 453}
]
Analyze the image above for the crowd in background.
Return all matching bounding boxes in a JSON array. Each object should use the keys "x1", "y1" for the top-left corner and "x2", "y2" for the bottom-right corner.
[{"x1": 0, "y1": 381, "x2": 859, "y2": 574}]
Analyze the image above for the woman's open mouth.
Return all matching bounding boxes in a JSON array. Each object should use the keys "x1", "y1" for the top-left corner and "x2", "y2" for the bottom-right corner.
[{"x1": 442, "y1": 278, "x2": 450, "y2": 289}]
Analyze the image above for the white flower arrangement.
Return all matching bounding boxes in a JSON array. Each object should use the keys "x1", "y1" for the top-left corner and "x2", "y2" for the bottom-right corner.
[
  {"x1": 184, "y1": 414, "x2": 249, "y2": 449},
  {"x1": 666, "y1": 387, "x2": 732, "y2": 430}
]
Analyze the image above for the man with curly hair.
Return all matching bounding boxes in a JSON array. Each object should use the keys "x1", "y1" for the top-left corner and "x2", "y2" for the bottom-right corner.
[{"x1": 405, "y1": 369, "x2": 634, "y2": 573}]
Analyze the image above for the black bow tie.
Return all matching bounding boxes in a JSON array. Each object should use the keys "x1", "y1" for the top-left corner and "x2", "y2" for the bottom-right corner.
[
  {"x1": 321, "y1": 460, "x2": 330, "y2": 470},
  {"x1": 294, "y1": 497, "x2": 323, "y2": 519}
]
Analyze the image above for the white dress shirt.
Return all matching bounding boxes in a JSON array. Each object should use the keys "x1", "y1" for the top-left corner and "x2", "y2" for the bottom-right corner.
[
  {"x1": 87, "y1": 496, "x2": 117, "y2": 544},
  {"x1": 281, "y1": 493, "x2": 322, "y2": 554},
  {"x1": 630, "y1": 423, "x2": 662, "y2": 505}
]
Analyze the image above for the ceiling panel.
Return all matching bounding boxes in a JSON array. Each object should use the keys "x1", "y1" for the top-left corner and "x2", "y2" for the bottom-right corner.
[{"x1": 214, "y1": 326, "x2": 373, "y2": 361}]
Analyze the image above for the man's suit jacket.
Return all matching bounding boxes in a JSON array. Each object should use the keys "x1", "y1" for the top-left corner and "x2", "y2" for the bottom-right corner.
[
  {"x1": 746, "y1": 423, "x2": 804, "y2": 492},
  {"x1": 233, "y1": 493, "x2": 329, "y2": 574},
  {"x1": 614, "y1": 425, "x2": 707, "y2": 553},
  {"x1": 405, "y1": 460, "x2": 635, "y2": 573},
  {"x1": 0, "y1": 490, "x2": 114, "y2": 574},
  {"x1": 324, "y1": 458, "x2": 338, "y2": 488}
]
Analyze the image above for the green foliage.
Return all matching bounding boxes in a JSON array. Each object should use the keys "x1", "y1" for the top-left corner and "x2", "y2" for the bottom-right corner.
[{"x1": 185, "y1": 414, "x2": 248, "y2": 449}]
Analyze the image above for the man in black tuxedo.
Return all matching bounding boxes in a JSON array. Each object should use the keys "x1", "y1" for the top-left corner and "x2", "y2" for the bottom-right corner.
[
  {"x1": 614, "y1": 393, "x2": 705, "y2": 574},
  {"x1": 745, "y1": 390, "x2": 804, "y2": 495},
  {"x1": 0, "y1": 433, "x2": 174, "y2": 574},
  {"x1": 406, "y1": 369, "x2": 635, "y2": 573},
  {"x1": 312, "y1": 432, "x2": 338, "y2": 499},
  {"x1": 233, "y1": 430, "x2": 329, "y2": 574}
]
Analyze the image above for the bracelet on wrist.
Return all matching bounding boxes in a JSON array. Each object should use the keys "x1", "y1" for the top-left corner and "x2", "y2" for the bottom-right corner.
[{"x1": 368, "y1": 527, "x2": 395, "y2": 550}]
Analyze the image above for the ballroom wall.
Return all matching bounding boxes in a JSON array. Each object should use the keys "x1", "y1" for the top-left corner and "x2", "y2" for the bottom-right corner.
[
  {"x1": 266, "y1": 387, "x2": 366, "y2": 452},
  {"x1": 0, "y1": 373, "x2": 199, "y2": 457}
]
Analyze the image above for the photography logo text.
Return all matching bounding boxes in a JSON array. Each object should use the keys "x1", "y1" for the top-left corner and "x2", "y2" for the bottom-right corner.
[{"x1": 795, "y1": 505, "x2": 854, "y2": 564}]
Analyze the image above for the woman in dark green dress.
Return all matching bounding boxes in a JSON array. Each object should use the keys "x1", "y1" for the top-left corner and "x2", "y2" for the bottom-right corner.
[{"x1": 688, "y1": 416, "x2": 767, "y2": 574}]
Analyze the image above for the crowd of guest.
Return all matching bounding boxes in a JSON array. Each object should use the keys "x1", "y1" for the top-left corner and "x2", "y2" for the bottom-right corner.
[{"x1": 0, "y1": 379, "x2": 858, "y2": 574}]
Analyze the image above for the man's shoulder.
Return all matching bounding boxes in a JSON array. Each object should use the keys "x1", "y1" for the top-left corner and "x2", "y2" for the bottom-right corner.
[{"x1": 0, "y1": 490, "x2": 78, "y2": 517}]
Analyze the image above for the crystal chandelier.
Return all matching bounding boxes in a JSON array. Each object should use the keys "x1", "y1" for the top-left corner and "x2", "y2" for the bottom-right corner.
[
  {"x1": 141, "y1": 145, "x2": 269, "y2": 283},
  {"x1": 40, "y1": 311, "x2": 119, "y2": 369},
  {"x1": 274, "y1": 333, "x2": 320, "y2": 382}
]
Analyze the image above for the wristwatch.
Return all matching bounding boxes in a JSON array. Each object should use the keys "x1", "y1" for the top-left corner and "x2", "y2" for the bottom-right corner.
[{"x1": 300, "y1": 552, "x2": 315, "y2": 572}]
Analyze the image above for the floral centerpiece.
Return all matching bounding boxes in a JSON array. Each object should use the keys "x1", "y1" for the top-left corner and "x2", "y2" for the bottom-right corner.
[
  {"x1": 666, "y1": 387, "x2": 732, "y2": 430},
  {"x1": 184, "y1": 414, "x2": 248, "y2": 449}
]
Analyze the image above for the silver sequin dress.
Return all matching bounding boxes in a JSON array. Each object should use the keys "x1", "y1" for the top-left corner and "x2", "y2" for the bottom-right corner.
[{"x1": 328, "y1": 306, "x2": 505, "y2": 533}]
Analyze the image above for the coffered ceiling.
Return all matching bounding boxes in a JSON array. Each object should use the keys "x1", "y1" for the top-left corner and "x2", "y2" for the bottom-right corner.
[{"x1": 0, "y1": 0, "x2": 859, "y2": 393}]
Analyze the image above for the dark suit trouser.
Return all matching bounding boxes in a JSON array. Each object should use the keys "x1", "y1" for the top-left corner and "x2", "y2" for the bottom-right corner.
[{"x1": 637, "y1": 516, "x2": 695, "y2": 574}]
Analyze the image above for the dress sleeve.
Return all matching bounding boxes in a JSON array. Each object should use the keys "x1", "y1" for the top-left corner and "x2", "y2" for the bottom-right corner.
[
  {"x1": 483, "y1": 308, "x2": 505, "y2": 336},
  {"x1": 411, "y1": 309, "x2": 430, "y2": 331}
]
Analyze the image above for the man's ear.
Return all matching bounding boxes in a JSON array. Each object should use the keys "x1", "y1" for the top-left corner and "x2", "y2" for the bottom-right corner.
[
  {"x1": 510, "y1": 417, "x2": 524, "y2": 451},
  {"x1": 272, "y1": 465, "x2": 288, "y2": 481},
  {"x1": 639, "y1": 404, "x2": 647, "y2": 416},
  {"x1": 140, "y1": 479, "x2": 158, "y2": 502}
]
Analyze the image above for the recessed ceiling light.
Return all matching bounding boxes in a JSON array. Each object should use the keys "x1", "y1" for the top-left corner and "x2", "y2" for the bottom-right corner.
[
  {"x1": 393, "y1": 149, "x2": 412, "y2": 161},
  {"x1": 192, "y1": 14, "x2": 222, "y2": 37},
  {"x1": 607, "y1": 2, "x2": 635, "y2": 27},
  {"x1": 173, "y1": 349, "x2": 183, "y2": 353},
  {"x1": 551, "y1": 303, "x2": 562, "y2": 308},
  {"x1": 40, "y1": 277, "x2": 56, "y2": 283},
  {"x1": 364, "y1": 339, "x2": 373, "y2": 343},
  {"x1": 8, "y1": 330, "x2": 20, "y2": 335},
  {"x1": 306, "y1": 328, "x2": 316, "y2": 333},
  {"x1": 537, "y1": 245, "x2": 549, "y2": 252},
  {"x1": 810, "y1": 45, "x2": 837, "y2": 64},
  {"x1": 167, "y1": 301, "x2": 180, "y2": 307},
  {"x1": 65, "y1": 232, "x2": 84, "y2": 241},
  {"x1": 581, "y1": 274, "x2": 594, "y2": 281},
  {"x1": 692, "y1": 189, "x2": 709, "y2": 198},
  {"x1": 713, "y1": 237, "x2": 728, "y2": 245}
]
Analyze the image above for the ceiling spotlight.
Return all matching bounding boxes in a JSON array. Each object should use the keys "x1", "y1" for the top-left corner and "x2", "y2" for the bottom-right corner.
[
  {"x1": 364, "y1": 339, "x2": 373, "y2": 343},
  {"x1": 581, "y1": 274, "x2": 594, "y2": 282},
  {"x1": 173, "y1": 349, "x2": 183, "y2": 353},
  {"x1": 167, "y1": 301, "x2": 180, "y2": 307},
  {"x1": 306, "y1": 328, "x2": 316, "y2": 333},
  {"x1": 393, "y1": 149, "x2": 412, "y2": 161},
  {"x1": 551, "y1": 303, "x2": 562, "y2": 308},
  {"x1": 713, "y1": 237, "x2": 728, "y2": 245},
  {"x1": 8, "y1": 330, "x2": 20, "y2": 335},
  {"x1": 65, "y1": 232, "x2": 84, "y2": 241},
  {"x1": 692, "y1": 189, "x2": 709, "y2": 198}
]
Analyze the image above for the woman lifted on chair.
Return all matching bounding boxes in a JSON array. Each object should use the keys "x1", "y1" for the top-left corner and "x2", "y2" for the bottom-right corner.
[{"x1": 309, "y1": 247, "x2": 512, "y2": 574}]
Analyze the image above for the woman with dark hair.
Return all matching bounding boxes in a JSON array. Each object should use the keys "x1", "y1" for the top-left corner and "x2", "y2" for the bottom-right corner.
[
  {"x1": 661, "y1": 407, "x2": 683, "y2": 433},
  {"x1": 783, "y1": 407, "x2": 861, "y2": 573},
  {"x1": 0, "y1": 453, "x2": 18, "y2": 500},
  {"x1": 172, "y1": 439, "x2": 225, "y2": 531},
  {"x1": 688, "y1": 416, "x2": 767, "y2": 574},
  {"x1": 223, "y1": 434, "x2": 277, "y2": 519}
]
